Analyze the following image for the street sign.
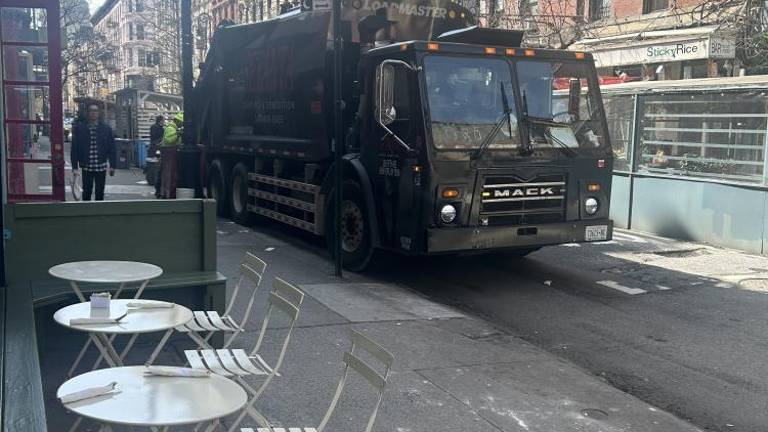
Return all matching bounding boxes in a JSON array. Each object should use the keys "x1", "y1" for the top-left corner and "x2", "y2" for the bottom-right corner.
[{"x1": 313, "y1": 0, "x2": 331, "y2": 11}]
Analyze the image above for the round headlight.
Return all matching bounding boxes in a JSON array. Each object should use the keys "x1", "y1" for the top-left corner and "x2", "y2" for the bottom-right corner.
[
  {"x1": 440, "y1": 204, "x2": 457, "y2": 223},
  {"x1": 585, "y1": 197, "x2": 599, "y2": 215}
]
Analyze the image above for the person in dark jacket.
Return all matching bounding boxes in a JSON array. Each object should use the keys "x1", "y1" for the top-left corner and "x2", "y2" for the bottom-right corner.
[
  {"x1": 71, "y1": 104, "x2": 116, "y2": 201},
  {"x1": 149, "y1": 115, "x2": 164, "y2": 155}
]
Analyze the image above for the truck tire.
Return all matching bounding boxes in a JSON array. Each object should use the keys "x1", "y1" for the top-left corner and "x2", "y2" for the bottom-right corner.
[
  {"x1": 326, "y1": 180, "x2": 374, "y2": 272},
  {"x1": 207, "y1": 160, "x2": 228, "y2": 216},
  {"x1": 229, "y1": 163, "x2": 254, "y2": 225}
]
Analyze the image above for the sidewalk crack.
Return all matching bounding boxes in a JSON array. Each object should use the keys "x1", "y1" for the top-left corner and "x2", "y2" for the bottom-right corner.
[{"x1": 414, "y1": 370, "x2": 506, "y2": 432}]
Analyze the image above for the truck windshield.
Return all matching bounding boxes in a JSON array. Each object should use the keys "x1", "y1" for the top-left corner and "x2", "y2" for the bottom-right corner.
[
  {"x1": 516, "y1": 60, "x2": 610, "y2": 155},
  {"x1": 424, "y1": 55, "x2": 519, "y2": 150}
]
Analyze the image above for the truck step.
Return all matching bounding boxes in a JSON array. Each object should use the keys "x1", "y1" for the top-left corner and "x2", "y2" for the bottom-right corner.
[
  {"x1": 247, "y1": 204, "x2": 316, "y2": 233},
  {"x1": 248, "y1": 173, "x2": 320, "y2": 194},
  {"x1": 249, "y1": 189, "x2": 315, "y2": 213}
]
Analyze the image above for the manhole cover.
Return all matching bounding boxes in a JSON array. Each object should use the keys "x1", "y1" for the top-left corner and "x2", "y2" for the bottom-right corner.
[{"x1": 581, "y1": 408, "x2": 609, "y2": 419}]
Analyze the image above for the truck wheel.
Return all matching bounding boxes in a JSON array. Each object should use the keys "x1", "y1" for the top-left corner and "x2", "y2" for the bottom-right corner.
[
  {"x1": 207, "y1": 160, "x2": 228, "y2": 216},
  {"x1": 326, "y1": 180, "x2": 374, "y2": 272},
  {"x1": 229, "y1": 163, "x2": 254, "y2": 225}
]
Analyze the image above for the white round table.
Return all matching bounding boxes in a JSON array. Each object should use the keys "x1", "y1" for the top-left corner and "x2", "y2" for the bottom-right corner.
[
  {"x1": 49, "y1": 261, "x2": 163, "y2": 302},
  {"x1": 58, "y1": 366, "x2": 247, "y2": 428},
  {"x1": 54, "y1": 300, "x2": 193, "y2": 369}
]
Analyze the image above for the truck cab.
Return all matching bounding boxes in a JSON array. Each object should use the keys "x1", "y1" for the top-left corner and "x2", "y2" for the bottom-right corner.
[{"x1": 348, "y1": 38, "x2": 613, "y2": 265}]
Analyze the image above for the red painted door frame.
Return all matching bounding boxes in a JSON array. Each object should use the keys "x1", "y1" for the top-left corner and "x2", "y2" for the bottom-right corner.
[{"x1": 0, "y1": 0, "x2": 65, "y2": 202}]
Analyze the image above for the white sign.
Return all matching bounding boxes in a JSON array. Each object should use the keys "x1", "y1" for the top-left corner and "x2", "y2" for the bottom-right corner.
[
  {"x1": 592, "y1": 36, "x2": 735, "y2": 68},
  {"x1": 709, "y1": 37, "x2": 736, "y2": 59},
  {"x1": 313, "y1": 0, "x2": 331, "y2": 11}
]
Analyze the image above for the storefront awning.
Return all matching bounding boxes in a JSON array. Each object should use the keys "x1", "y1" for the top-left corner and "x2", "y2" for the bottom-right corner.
[{"x1": 573, "y1": 26, "x2": 736, "y2": 68}]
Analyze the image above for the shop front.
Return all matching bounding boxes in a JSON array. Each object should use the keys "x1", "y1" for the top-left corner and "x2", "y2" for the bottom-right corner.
[{"x1": 576, "y1": 28, "x2": 737, "y2": 82}]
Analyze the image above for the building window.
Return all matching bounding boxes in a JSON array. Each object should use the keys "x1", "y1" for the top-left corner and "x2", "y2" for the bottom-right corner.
[
  {"x1": 128, "y1": 0, "x2": 133, "y2": 12},
  {"x1": 129, "y1": 23, "x2": 135, "y2": 40},
  {"x1": 136, "y1": 24, "x2": 145, "y2": 40},
  {"x1": 126, "y1": 48, "x2": 134, "y2": 67},
  {"x1": 643, "y1": 0, "x2": 667, "y2": 14},
  {"x1": 138, "y1": 48, "x2": 146, "y2": 67},
  {"x1": 589, "y1": 0, "x2": 611, "y2": 21},
  {"x1": 136, "y1": 0, "x2": 144, "y2": 12}
]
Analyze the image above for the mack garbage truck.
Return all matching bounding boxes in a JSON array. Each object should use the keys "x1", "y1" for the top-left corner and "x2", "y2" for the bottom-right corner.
[{"x1": 193, "y1": 1, "x2": 614, "y2": 270}]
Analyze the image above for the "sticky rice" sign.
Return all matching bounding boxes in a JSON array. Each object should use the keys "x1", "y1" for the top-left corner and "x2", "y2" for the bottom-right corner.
[{"x1": 591, "y1": 36, "x2": 735, "y2": 67}]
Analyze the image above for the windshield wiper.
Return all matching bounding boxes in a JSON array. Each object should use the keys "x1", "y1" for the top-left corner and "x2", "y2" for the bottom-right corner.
[
  {"x1": 473, "y1": 82, "x2": 513, "y2": 160},
  {"x1": 521, "y1": 93, "x2": 576, "y2": 158},
  {"x1": 543, "y1": 128, "x2": 578, "y2": 157}
]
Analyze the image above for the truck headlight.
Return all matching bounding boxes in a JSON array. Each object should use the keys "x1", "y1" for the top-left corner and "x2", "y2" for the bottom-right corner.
[
  {"x1": 585, "y1": 197, "x2": 599, "y2": 215},
  {"x1": 440, "y1": 204, "x2": 457, "y2": 223}
]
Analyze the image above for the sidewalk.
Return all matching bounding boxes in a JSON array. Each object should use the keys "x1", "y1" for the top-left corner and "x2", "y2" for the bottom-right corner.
[
  {"x1": 214, "y1": 223, "x2": 703, "y2": 432},
  {"x1": 39, "y1": 222, "x2": 706, "y2": 431}
]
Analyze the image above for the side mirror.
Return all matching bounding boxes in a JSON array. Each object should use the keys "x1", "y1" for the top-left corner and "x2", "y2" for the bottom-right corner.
[{"x1": 376, "y1": 63, "x2": 396, "y2": 126}]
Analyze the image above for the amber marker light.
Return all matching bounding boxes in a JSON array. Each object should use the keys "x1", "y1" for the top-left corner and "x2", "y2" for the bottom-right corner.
[
  {"x1": 485, "y1": 47, "x2": 497, "y2": 55},
  {"x1": 575, "y1": 52, "x2": 586, "y2": 59},
  {"x1": 588, "y1": 184, "x2": 601, "y2": 192},
  {"x1": 442, "y1": 188, "x2": 460, "y2": 199},
  {"x1": 427, "y1": 43, "x2": 439, "y2": 51},
  {"x1": 505, "y1": 48, "x2": 516, "y2": 55},
  {"x1": 524, "y1": 49, "x2": 536, "y2": 56}
]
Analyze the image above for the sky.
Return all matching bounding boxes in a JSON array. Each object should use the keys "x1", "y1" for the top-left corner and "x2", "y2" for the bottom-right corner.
[{"x1": 87, "y1": 0, "x2": 104, "y2": 14}]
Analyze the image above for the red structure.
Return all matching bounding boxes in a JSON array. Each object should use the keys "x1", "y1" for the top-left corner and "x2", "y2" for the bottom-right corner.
[{"x1": 1, "y1": 0, "x2": 65, "y2": 202}]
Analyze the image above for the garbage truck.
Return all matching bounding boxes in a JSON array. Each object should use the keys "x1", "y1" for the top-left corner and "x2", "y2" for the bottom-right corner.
[{"x1": 193, "y1": 0, "x2": 614, "y2": 270}]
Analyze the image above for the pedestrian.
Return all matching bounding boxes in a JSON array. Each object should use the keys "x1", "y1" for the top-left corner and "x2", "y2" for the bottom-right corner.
[
  {"x1": 149, "y1": 115, "x2": 165, "y2": 155},
  {"x1": 163, "y1": 112, "x2": 183, "y2": 147},
  {"x1": 71, "y1": 103, "x2": 116, "y2": 201},
  {"x1": 156, "y1": 112, "x2": 183, "y2": 198}
]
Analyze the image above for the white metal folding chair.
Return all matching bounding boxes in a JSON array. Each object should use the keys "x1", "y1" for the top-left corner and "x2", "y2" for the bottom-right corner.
[
  {"x1": 146, "y1": 253, "x2": 267, "y2": 365},
  {"x1": 239, "y1": 329, "x2": 394, "y2": 432},
  {"x1": 184, "y1": 277, "x2": 305, "y2": 432}
]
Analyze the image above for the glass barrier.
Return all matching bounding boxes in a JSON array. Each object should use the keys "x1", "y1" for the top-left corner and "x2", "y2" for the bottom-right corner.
[
  {"x1": 637, "y1": 92, "x2": 766, "y2": 184},
  {"x1": 3, "y1": 45, "x2": 49, "y2": 82},
  {"x1": 602, "y1": 95, "x2": 635, "y2": 172},
  {"x1": 0, "y1": 7, "x2": 47, "y2": 43},
  {"x1": 3, "y1": 84, "x2": 50, "y2": 121},
  {"x1": 5, "y1": 123, "x2": 52, "y2": 159}
]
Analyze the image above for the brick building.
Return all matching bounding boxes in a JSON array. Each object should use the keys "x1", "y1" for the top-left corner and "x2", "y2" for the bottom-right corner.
[{"x1": 484, "y1": 0, "x2": 763, "y2": 81}]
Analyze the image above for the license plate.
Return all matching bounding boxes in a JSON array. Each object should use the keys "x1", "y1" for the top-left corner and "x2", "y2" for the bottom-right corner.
[{"x1": 585, "y1": 225, "x2": 609, "y2": 241}]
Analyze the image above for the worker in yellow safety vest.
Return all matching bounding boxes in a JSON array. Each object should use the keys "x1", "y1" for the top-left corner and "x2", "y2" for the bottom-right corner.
[
  {"x1": 156, "y1": 112, "x2": 183, "y2": 197},
  {"x1": 163, "y1": 112, "x2": 183, "y2": 146}
]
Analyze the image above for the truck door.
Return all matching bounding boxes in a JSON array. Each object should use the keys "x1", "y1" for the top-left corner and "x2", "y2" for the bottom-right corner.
[{"x1": 372, "y1": 60, "x2": 422, "y2": 252}]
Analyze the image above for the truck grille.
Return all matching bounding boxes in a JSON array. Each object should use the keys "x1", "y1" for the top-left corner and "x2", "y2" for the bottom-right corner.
[{"x1": 480, "y1": 174, "x2": 566, "y2": 226}]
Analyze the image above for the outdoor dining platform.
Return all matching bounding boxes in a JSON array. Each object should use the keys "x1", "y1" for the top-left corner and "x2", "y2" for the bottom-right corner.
[{"x1": 1, "y1": 199, "x2": 395, "y2": 431}]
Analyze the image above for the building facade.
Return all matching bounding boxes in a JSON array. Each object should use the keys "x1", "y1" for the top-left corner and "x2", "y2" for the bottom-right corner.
[
  {"x1": 482, "y1": 0, "x2": 764, "y2": 81},
  {"x1": 90, "y1": 0, "x2": 181, "y2": 97}
]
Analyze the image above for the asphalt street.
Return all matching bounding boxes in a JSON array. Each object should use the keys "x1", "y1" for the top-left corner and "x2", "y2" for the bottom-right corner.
[
  {"x1": 78, "y1": 170, "x2": 768, "y2": 432},
  {"x1": 367, "y1": 234, "x2": 768, "y2": 432},
  {"x1": 221, "y1": 219, "x2": 768, "y2": 432}
]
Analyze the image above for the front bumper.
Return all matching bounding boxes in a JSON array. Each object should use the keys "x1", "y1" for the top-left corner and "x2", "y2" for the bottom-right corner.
[{"x1": 427, "y1": 219, "x2": 613, "y2": 253}]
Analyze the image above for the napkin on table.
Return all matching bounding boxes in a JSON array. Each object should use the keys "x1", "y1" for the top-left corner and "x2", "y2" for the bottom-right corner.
[
  {"x1": 70, "y1": 317, "x2": 121, "y2": 325},
  {"x1": 127, "y1": 301, "x2": 174, "y2": 309},
  {"x1": 59, "y1": 382, "x2": 119, "y2": 404},
  {"x1": 144, "y1": 366, "x2": 210, "y2": 378}
]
